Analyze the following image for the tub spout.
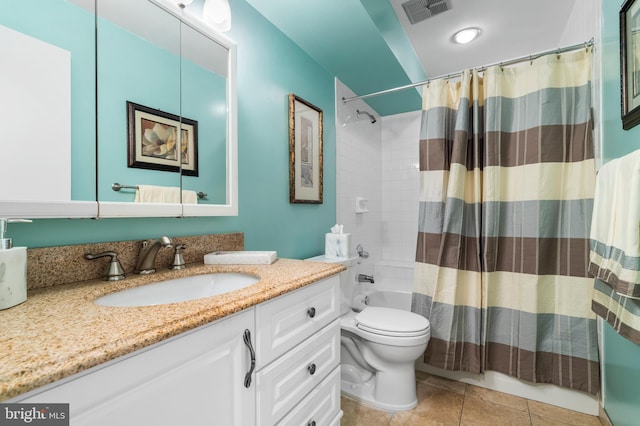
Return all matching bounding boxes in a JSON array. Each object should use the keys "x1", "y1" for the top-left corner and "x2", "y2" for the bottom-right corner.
[{"x1": 357, "y1": 274, "x2": 375, "y2": 284}]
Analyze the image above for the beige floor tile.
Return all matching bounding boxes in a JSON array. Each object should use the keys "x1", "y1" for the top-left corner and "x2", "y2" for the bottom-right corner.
[
  {"x1": 465, "y1": 384, "x2": 529, "y2": 411},
  {"x1": 390, "y1": 411, "x2": 460, "y2": 426},
  {"x1": 406, "y1": 383, "x2": 464, "y2": 424},
  {"x1": 341, "y1": 396, "x2": 393, "y2": 426},
  {"x1": 528, "y1": 400, "x2": 602, "y2": 426},
  {"x1": 415, "y1": 371, "x2": 467, "y2": 395},
  {"x1": 461, "y1": 394, "x2": 531, "y2": 426}
]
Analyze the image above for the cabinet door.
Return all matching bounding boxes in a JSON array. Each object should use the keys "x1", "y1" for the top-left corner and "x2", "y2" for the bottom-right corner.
[{"x1": 21, "y1": 309, "x2": 255, "y2": 426}]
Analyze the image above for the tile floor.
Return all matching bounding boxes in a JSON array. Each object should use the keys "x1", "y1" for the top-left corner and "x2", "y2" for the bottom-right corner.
[{"x1": 341, "y1": 371, "x2": 603, "y2": 425}]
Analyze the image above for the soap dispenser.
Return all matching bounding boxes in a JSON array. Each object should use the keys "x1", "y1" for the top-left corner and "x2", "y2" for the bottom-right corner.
[{"x1": 0, "y1": 218, "x2": 31, "y2": 310}]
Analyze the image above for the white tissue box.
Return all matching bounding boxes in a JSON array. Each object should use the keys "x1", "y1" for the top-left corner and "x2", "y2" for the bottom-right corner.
[
  {"x1": 325, "y1": 233, "x2": 350, "y2": 258},
  {"x1": 204, "y1": 251, "x2": 277, "y2": 265}
]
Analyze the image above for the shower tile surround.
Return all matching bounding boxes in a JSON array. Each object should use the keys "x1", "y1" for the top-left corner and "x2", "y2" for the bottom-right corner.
[
  {"x1": 26, "y1": 232, "x2": 244, "y2": 289},
  {"x1": 336, "y1": 79, "x2": 420, "y2": 292}
]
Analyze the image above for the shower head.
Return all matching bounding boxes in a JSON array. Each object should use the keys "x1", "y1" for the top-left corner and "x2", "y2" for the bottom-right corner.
[{"x1": 356, "y1": 109, "x2": 377, "y2": 124}]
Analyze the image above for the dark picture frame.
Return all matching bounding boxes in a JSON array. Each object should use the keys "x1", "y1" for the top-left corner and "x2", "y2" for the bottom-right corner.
[
  {"x1": 288, "y1": 93, "x2": 323, "y2": 204},
  {"x1": 127, "y1": 101, "x2": 198, "y2": 176},
  {"x1": 621, "y1": 0, "x2": 640, "y2": 129}
]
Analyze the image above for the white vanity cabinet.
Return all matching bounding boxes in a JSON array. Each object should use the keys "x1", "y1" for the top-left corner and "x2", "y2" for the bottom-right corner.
[
  {"x1": 255, "y1": 275, "x2": 342, "y2": 425},
  {"x1": 12, "y1": 274, "x2": 343, "y2": 425},
  {"x1": 18, "y1": 309, "x2": 256, "y2": 426}
]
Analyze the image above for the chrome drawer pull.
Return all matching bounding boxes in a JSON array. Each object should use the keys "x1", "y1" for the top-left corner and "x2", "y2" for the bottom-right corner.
[
  {"x1": 307, "y1": 307, "x2": 316, "y2": 318},
  {"x1": 243, "y1": 329, "x2": 256, "y2": 388},
  {"x1": 307, "y1": 363, "x2": 316, "y2": 375}
]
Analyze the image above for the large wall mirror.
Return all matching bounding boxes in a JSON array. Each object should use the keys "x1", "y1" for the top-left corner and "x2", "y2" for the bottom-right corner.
[
  {"x1": 0, "y1": 0, "x2": 98, "y2": 218},
  {"x1": 0, "y1": 0, "x2": 237, "y2": 219},
  {"x1": 97, "y1": 0, "x2": 237, "y2": 218}
]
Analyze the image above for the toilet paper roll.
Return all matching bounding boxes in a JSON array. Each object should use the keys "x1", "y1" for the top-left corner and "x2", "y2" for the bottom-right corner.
[{"x1": 325, "y1": 233, "x2": 350, "y2": 258}]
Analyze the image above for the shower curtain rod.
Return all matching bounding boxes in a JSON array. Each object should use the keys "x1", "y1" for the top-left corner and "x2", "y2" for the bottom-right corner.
[{"x1": 342, "y1": 38, "x2": 594, "y2": 104}]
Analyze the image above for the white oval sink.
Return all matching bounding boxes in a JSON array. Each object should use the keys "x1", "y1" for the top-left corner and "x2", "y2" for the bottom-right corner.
[{"x1": 95, "y1": 273, "x2": 260, "y2": 307}]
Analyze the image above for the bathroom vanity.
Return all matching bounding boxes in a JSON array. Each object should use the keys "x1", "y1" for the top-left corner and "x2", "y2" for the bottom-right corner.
[{"x1": 2, "y1": 259, "x2": 343, "y2": 425}]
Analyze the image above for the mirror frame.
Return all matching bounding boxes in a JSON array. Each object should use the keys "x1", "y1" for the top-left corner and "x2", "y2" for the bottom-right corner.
[
  {"x1": 0, "y1": 0, "x2": 98, "y2": 219},
  {"x1": 97, "y1": 0, "x2": 238, "y2": 218},
  {"x1": 0, "y1": 0, "x2": 237, "y2": 220},
  {"x1": 181, "y1": 11, "x2": 238, "y2": 217},
  {"x1": 0, "y1": 200, "x2": 98, "y2": 219}
]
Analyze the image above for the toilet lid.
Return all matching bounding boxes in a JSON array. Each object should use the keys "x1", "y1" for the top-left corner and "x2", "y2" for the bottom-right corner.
[{"x1": 355, "y1": 307, "x2": 430, "y2": 337}]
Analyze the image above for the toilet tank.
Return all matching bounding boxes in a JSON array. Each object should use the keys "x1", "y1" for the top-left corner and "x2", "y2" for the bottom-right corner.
[{"x1": 305, "y1": 255, "x2": 359, "y2": 315}]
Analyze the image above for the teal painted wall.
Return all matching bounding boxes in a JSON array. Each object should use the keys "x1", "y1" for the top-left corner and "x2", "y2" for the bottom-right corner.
[
  {"x1": 0, "y1": 0, "x2": 96, "y2": 201},
  {"x1": 600, "y1": 1, "x2": 640, "y2": 425},
  {"x1": 96, "y1": 16, "x2": 227, "y2": 204},
  {"x1": 6, "y1": 0, "x2": 336, "y2": 260}
]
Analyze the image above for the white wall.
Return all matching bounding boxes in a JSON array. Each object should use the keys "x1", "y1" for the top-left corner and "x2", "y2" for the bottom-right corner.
[
  {"x1": 335, "y1": 79, "x2": 382, "y2": 279},
  {"x1": 335, "y1": 79, "x2": 421, "y2": 293},
  {"x1": 376, "y1": 110, "x2": 421, "y2": 292},
  {"x1": 558, "y1": 0, "x2": 599, "y2": 47}
]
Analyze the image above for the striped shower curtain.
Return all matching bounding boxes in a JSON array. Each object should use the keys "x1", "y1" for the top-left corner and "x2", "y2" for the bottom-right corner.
[{"x1": 412, "y1": 49, "x2": 600, "y2": 394}]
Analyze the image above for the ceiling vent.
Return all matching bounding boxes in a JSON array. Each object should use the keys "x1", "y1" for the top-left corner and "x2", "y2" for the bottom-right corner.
[{"x1": 402, "y1": 0, "x2": 451, "y2": 25}]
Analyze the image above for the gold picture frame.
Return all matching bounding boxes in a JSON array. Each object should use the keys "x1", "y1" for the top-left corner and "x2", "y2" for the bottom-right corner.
[{"x1": 288, "y1": 93, "x2": 323, "y2": 204}]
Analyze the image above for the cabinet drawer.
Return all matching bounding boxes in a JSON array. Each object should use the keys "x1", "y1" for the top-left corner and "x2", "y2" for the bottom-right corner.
[
  {"x1": 276, "y1": 366, "x2": 341, "y2": 426},
  {"x1": 257, "y1": 320, "x2": 340, "y2": 425},
  {"x1": 256, "y1": 275, "x2": 339, "y2": 367}
]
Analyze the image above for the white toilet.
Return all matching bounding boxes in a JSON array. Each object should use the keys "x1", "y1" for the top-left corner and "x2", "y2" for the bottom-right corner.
[{"x1": 307, "y1": 255, "x2": 430, "y2": 411}]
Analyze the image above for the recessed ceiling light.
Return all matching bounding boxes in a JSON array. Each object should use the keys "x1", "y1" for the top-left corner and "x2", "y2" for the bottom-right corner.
[{"x1": 453, "y1": 27, "x2": 481, "y2": 44}]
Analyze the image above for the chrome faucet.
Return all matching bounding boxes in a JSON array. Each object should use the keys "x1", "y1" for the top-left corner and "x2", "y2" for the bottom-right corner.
[
  {"x1": 134, "y1": 236, "x2": 174, "y2": 274},
  {"x1": 357, "y1": 274, "x2": 375, "y2": 284}
]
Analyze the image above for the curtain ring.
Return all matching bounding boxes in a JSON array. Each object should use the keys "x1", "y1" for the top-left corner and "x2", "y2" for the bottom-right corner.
[
  {"x1": 529, "y1": 55, "x2": 533, "y2": 66},
  {"x1": 556, "y1": 50, "x2": 561, "y2": 60}
]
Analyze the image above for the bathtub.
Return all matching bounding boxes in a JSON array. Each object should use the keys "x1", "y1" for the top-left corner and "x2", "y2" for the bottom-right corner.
[{"x1": 352, "y1": 289, "x2": 412, "y2": 312}]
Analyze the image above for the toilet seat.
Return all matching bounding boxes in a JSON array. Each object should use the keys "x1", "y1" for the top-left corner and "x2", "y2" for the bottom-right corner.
[
  {"x1": 341, "y1": 308, "x2": 430, "y2": 347},
  {"x1": 355, "y1": 307, "x2": 430, "y2": 337}
]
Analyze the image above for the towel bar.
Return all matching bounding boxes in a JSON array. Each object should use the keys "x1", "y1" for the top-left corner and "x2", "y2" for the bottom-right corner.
[{"x1": 112, "y1": 182, "x2": 207, "y2": 199}]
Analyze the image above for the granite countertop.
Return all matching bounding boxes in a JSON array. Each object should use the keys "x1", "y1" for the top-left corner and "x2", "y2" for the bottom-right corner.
[{"x1": 0, "y1": 258, "x2": 344, "y2": 401}]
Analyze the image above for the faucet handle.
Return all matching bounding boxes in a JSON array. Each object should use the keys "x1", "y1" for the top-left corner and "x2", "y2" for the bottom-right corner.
[
  {"x1": 85, "y1": 251, "x2": 126, "y2": 281},
  {"x1": 170, "y1": 244, "x2": 187, "y2": 270}
]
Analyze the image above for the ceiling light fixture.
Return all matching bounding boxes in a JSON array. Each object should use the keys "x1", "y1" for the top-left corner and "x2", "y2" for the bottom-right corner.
[
  {"x1": 453, "y1": 27, "x2": 481, "y2": 44},
  {"x1": 203, "y1": 0, "x2": 232, "y2": 33}
]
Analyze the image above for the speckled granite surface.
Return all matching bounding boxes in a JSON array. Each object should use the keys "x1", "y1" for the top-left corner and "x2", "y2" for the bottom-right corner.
[
  {"x1": 27, "y1": 232, "x2": 245, "y2": 289},
  {"x1": 1, "y1": 258, "x2": 344, "y2": 401}
]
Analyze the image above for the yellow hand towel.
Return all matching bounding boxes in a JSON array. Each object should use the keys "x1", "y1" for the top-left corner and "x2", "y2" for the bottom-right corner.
[
  {"x1": 135, "y1": 185, "x2": 181, "y2": 203},
  {"x1": 181, "y1": 190, "x2": 198, "y2": 204}
]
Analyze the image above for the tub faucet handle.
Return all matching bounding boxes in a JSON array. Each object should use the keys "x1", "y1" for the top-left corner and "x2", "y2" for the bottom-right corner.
[{"x1": 356, "y1": 244, "x2": 369, "y2": 259}]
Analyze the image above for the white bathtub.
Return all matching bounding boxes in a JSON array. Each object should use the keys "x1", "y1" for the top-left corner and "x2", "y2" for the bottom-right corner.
[{"x1": 352, "y1": 289, "x2": 412, "y2": 311}]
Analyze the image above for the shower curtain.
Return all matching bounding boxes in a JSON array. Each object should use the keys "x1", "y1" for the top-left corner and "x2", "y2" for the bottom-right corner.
[{"x1": 412, "y1": 49, "x2": 600, "y2": 395}]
